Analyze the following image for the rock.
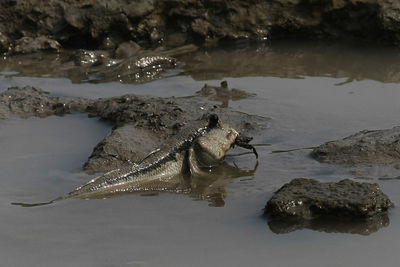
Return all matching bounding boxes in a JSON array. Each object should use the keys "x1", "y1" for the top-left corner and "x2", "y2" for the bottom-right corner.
[
  {"x1": 71, "y1": 49, "x2": 111, "y2": 67},
  {"x1": 265, "y1": 178, "x2": 393, "y2": 220},
  {"x1": 13, "y1": 36, "x2": 61, "y2": 54},
  {"x1": 83, "y1": 124, "x2": 163, "y2": 174},
  {"x1": 90, "y1": 54, "x2": 177, "y2": 83},
  {"x1": 312, "y1": 127, "x2": 400, "y2": 164},
  {"x1": 125, "y1": 0, "x2": 156, "y2": 19}
]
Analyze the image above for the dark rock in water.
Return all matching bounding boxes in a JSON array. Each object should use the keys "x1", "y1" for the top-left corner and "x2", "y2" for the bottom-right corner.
[
  {"x1": 268, "y1": 212, "x2": 390, "y2": 236},
  {"x1": 71, "y1": 49, "x2": 111, "y2": 67},
  {"x1": 312, "y1": 127, "x2": 400, "y2": 165},
  {"x1": 91, "y1": 55, "x2": 176, "y2": 83},
  {"x1": 265, "y1": 178, "x2": 393, "y2": 219},
  {"x1": 90, "y1": 45, "x2": 197, "y2": 83}
]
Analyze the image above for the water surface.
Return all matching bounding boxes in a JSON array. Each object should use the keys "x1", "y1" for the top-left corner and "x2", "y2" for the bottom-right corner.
[{"x1": 1, "y1": 42, "x2": 400, "y2": 266}]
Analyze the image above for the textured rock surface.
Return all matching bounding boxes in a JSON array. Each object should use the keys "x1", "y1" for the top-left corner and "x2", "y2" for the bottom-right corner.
[
  {"x1": 312, "y1": 127, "x2": 400, "y2": 164},
  {"x1": 265, "y1": 178, "x2": 393, "y2": 219},
  {"x1": 1, "y1": 0, "x2": 400, "y2": 54}
]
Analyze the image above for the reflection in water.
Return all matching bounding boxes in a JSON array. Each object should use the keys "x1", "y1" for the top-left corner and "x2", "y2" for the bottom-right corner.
[
  {"x1": 1, "y1": 42, "x2": 400, "y2": 84},
  {"x1": 267, "y1": 213, "x2": 390, "y2": 235},
  {"x1": 103, "y1": 161, "x2": 257, "y2": 207},
  {"x1": 188, "y1": 161, "x2": 257, "y2": 206},
  {"x1": 181, "y1": 42, "x2": 400, "y2": 83},
  {"x1": 13, "y1": 160, "x2": 257, "y2": 208}
]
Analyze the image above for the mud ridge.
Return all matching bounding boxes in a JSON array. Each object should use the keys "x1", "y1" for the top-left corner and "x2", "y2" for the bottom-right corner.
[{"x1": 1, "y1": 0, "x2": 400, "y2": 54}]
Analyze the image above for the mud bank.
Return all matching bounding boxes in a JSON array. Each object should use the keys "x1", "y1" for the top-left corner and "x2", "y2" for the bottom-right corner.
[
  {"x1": 0, "y1": 85, "x2": 267, "y2": 174},
  {"x1": 1, "y1": 0, "x2": 400, "y2": 54},
  {"x1": 312, "y1": 126, "x2": 400, "y2": 165},
  {"x1": 265, "y1": 178, "x2": 393, "y2": 234}
]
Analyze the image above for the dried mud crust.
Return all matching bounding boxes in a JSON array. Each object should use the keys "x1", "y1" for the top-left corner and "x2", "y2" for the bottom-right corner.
[
  {"x1": 311, "y1": 127, "x2": 400, "y2": 165},
  {"x1": 0, "y1": 86, "x2": 268, "y2": 174},
  {"x1": 1, "y1": 0, "x2": 400, "y2": 54}
]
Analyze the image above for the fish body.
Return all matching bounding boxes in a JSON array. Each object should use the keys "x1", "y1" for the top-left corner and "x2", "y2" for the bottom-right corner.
[{"x1": 64, "y1": 114, "x2": 239, "y2": 199}]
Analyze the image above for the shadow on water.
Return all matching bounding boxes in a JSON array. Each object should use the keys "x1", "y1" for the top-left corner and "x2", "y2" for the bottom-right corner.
[
  {"x1": 11, "y1": 200, "x2": 55, "y2": 207},
  {"x1": 266, "y1": 213, "x2": 390, "y2": 235},
  {"x1": 11, "y1": 160, "x2": 257, "y2": 208}
]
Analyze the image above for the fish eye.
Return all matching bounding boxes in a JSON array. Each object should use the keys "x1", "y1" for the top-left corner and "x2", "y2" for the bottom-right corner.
[{"x1": 208, "y1": 114, "x2": 219, "y2": 128}]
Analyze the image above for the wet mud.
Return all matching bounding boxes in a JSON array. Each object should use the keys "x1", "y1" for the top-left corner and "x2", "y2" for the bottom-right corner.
[{"x1": 1, "y1": 0, "x2": 400, "y2": 55}]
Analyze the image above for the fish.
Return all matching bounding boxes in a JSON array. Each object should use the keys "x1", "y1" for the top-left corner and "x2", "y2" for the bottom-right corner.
[{"x1": 12, "y1": 114, "x2": 257, "y2": 206}]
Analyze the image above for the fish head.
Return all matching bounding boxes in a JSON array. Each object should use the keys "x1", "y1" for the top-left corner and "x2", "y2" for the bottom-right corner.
[{"x1": 194, "y1": 121, "x2": 239, "y2": 167}]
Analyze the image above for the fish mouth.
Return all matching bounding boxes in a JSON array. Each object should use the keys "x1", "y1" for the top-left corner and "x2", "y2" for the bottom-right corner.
[{"x1": 233, "y1": 134, "x2": 258, "y2": 159}]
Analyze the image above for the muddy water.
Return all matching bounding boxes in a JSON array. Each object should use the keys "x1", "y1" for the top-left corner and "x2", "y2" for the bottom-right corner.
[{"x1": 1, "y1": 42, "x2": 400, "y2": 266}]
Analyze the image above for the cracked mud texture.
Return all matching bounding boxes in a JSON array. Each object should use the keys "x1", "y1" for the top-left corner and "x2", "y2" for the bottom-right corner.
[
  {"x1": 1, "y1": 0, "x2": 400, "y2": 54},
  {"x1": 312, "y1": 127, "x2": 400, "y2": 165},
  {"x1": 265, "y1": 178, "x2": 393, "y2": 220},
  {"x1": 0, "y1": 86, "x2": 268, "y2": 174}
]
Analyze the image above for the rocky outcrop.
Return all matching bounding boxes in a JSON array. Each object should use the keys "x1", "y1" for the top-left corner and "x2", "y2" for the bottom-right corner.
[{"x1": 1, "y1": 0, "x2": 400, "y2": 54}]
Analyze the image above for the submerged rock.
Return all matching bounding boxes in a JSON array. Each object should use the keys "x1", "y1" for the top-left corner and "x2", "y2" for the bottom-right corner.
[
  {"x1": 71, "y1": 49, "x2": 111, "y2": 67},
  {"x1": 89, "y1": 45, "x2": 197, "y2": 83},
  {"x1": 268, "y1": 212, "x2": 390, "y2": 235},
  {"x1": 265, "y1": 178, "x2": 393, "y2": 219},
  {"x1": 312, "y1": 127, "x2": 400, "y2": 165}
]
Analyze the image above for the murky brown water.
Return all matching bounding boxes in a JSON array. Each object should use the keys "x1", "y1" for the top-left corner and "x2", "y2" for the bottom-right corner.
[{"x1": 1, "y1": 42, "x2": 400, "y2": 266}]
